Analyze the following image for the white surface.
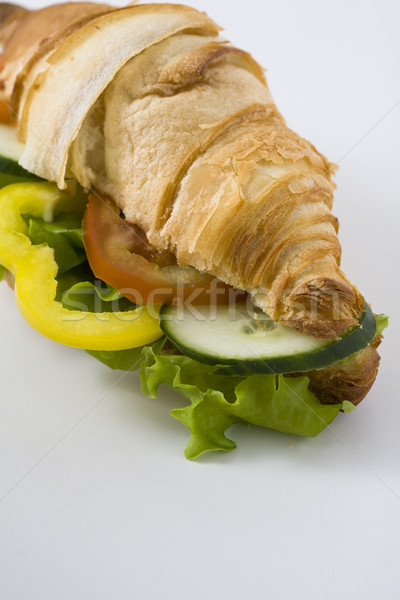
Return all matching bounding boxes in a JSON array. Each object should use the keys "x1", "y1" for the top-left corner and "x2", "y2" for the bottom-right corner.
[{"x1": 1, "y1": 1, "x2": 399, "y2": 599}]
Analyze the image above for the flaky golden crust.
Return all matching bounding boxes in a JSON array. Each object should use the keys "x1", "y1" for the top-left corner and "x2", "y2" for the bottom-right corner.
[
  {"x1": 0, "y1": 2, "x2": 113, "y2": 105},
  {"x1": 0, "y1": 3, "x2": 25, "y2": 27},
  {"x1": 1, "y1": 2, "x2": 365, "y2": 339},
  {"x1": 307, "y1": 337, "x2": 382, "y2": 406},
  {"x1": 284, "y1": 276, "x2": 365, "y2": 338}
]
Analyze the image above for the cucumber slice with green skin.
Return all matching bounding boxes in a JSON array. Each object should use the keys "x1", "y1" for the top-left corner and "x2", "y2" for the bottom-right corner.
[
  {"x1": 160, "y1": 302, "x2": 376, "y2": 375},
  {"x1": 0, "y1": 124, "x2": 41, "y2": 181}
]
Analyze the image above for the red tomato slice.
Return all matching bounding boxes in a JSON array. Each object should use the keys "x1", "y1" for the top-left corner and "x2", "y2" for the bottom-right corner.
[{"x1": 82, "y1": 193, "x2": 243, "y2": 306}]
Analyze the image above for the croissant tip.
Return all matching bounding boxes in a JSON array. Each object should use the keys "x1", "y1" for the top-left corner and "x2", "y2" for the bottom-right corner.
[
  {"x1": 280, "y1": 277, "x2": 365, "y2": 338},
  {"x1": 307, "y1": 338, "x2": 382, "y2": 407}
]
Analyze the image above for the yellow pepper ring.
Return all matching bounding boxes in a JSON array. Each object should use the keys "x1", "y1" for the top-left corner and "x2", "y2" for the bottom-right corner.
[{"x1": 0, "y1": 182, "x2": 163, "y2": 350}]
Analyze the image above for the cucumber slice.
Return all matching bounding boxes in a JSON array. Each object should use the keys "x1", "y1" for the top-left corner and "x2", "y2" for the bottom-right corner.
[
  {"x1": 0, "y1": 124, "x2": 40, "y2": 181},
  {"x1": 160, "y1": 302, "x2": 376, "y2": 374}
]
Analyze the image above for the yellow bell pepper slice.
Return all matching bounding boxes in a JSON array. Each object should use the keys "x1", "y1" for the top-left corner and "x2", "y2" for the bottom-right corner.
[{"x1": 0, "y1": 182, "x2": 163, "y2": 350}]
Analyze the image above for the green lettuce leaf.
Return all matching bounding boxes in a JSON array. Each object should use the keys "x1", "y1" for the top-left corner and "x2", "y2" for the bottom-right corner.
[
  {"x1": 87, "y1": 340, "x2": 342, "y2": 458},
  {"x1": 84, "y1": 312, "x2": 389, "y2": 459},
  {"x1": 0, "y1": 159, "x2": 42, "y2": 188},
  {"x1": 86, "y1": 338, "x2": 166, "y2": 371},
  {"x1": 55, "y1": 263, "x2": 94, "y2": 301},
  {"x1": 62, "y1": 280, "x2": 134, "y2": 313},
  {"x1": 375, "y1": 313, "x2": 389, "y2": 336},
  {"x1": 0, "y1": 173, "x2": 36, "y2": 189},
  {"x1": 139, "y1": 347, "x2": 342, "y2": 459},
  {"x1": 31, "y1": 212, "x2": 85, "y2": 247},
  {"x1": 341, "y1": 400, "x2": 356, "y2": 414},
  {"x1": 22, "y1": 209, "x2": 137, "y2": 313},
  {"x1": 26, "y1": 212, "x2": 86, "y2": 274}
]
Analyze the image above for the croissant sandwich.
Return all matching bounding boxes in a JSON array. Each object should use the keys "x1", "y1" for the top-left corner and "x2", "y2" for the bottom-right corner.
[{"x1": 0, "y1": 1, "x2": 387, "y2": 458}]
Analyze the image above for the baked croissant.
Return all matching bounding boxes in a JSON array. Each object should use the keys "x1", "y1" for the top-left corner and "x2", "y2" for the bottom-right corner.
[
  {"x1": 0, "y1": 2, "x2": 382, "y2": 407},
  {"x1": 0, "y1": 1, "x2": 364, "y2": 338}
]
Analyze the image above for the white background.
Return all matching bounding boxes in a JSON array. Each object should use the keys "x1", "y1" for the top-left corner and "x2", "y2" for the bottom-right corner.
[{"x1": 1, "y1": 1, "x2": 399, "y2": 598}]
